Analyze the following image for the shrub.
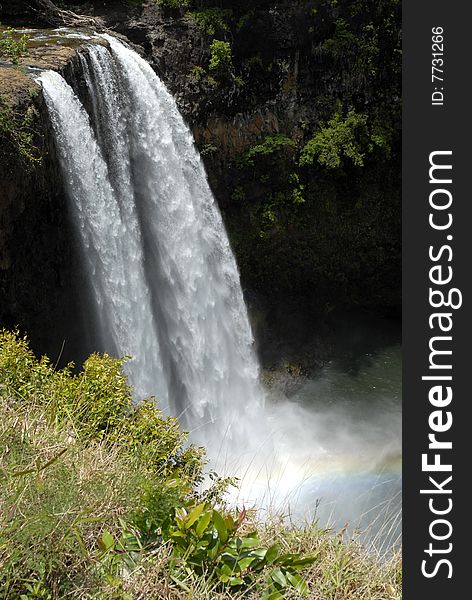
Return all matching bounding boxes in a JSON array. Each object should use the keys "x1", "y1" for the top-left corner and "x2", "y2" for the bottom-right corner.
[
  {"x1": 0, "y1": 330, "x2": 203, "y2": 596},
  {"x1": 0, "y1": 94, "x2": 42, "y2": 167},
  {"x1": 209, "y1": 39, "x2": 233, "y2": 77},
  {"x1": 166, "y1": 502, "x2": 316, "y2": 597},
  {"x1": 191, "y1": 8, "x2": 232, "y2": 36},
  {"x1": 240, "y1": 134, "x2": 295, "y2": 167},
  {"x1": 157, "y1": 0, "x2": 189, "y2": 9},
  {"x1": 0, "y1": 27, "x2": 29, "y2": 64},
  {"x1": 0, "y1": 330, "x2": 204, "y2": 480},
  {"x1": 300, "y1": 108, "x2": 369, "y2": 169}
]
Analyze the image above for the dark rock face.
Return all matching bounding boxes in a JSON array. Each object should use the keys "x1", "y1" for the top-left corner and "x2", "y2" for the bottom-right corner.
[
  {"x1": 0, "y1": 68, "x2": 81, "y2": 363},
  {"x1": 0, "y1": 37, "x2": 109, "y2": 365},
  {"x1": 0, "y1": 0, "x2": 401, "y2": 366}
]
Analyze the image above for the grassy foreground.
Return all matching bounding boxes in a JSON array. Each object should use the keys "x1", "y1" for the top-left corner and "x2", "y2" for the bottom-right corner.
[{"x1": 0, "y1": 330, "x2": 401, "y2": 599}]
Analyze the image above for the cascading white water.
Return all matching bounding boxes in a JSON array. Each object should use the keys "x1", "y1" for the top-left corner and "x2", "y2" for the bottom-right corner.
[
  {"x1": 37, "y1": 36, "x2": 263, "y2": 438},
  {"x1": 37, "y1": 35, "x2": 401, "y2": 552},
  {"x1": 37, "y1": 69, "x2": 167, "y2": 404}
]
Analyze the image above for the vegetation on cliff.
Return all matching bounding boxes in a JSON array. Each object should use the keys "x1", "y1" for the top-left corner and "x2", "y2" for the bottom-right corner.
[
  {"x1": 0, "y1": 331, "x2": 401, "y2": 599},
  {"x1": 148, "y1": 0, "x2": 401, "y2": 314},
  {"x1": 0, "y1": 27, "x2": 29, "y2": 64}
]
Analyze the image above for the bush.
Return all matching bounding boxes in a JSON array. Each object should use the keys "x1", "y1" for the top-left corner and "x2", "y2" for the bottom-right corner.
[
  {"x1": 0, "y1": 331, "x2": 318, "y2": 598},
  {"x1": 0, "y1": 94, "x2": 42, "y2": 167},
  {"x1": 299, "y1": 108, "x2": 370, "y2": 169},
  {"x1": 0, "y1": 27, "x2": 29, "y2": 64},
  {"x1": 240, "y1": 134, "x2": 295, "y2": 167},
  {"x1": 157, "y1": 0, "x2": 190, "y2": 9},
  {"x1": 191, "y1": 8, "x2": 232, "y2": 36},
  {"x1": 209, "y1": 39, "x2": 233, "y2": 77},
  {"x1": 167, "y1": 502, "x2": 316, "y2": 597},
  {"x1": 0, "y1": 330, "x2": 204, "y2": 479}
]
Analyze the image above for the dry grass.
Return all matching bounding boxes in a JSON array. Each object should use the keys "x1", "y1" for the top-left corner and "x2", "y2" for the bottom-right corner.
[{"x1": 0, "y1": 394, "x2": 402, "y2": 599}]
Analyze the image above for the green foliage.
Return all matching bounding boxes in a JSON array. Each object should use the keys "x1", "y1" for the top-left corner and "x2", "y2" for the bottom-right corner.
[
  {"x1": 240, "y1": 134, "x2": 295, "y2": 167},
  {"x1": 300, "y1": 108, "x2": 369, "y2": 169},
  {"x1": 0, "y1": 330, "x2": 203, "y2": 480},
  {"x1": 0, "y1": 27, "x2": 29, "y2": 64},
  {"x1": 0, "y1": 331, "x2": 317, "y2": 598},
  {"x1": 200, "y1": 142, "x2": 218, "y2": 156},
  {"x1": 157, "y1": 0, "x2": 189, "y2": 9},
  {"x1": 167, "y1": 502, "x2": 316, "y2": 597},
  {"x1": 299, "y1": 106, "x2": 394, "y2": 169},
  {"x1": 209, "y1": 39, "x2": 233, "y2": 77},
  {"x1": 191, "y1": 8, "x2": 232, "y2": 36},
  {"x1": 191, "y1": 64, "x2": 206, "y2": 81},
  {"x1": 0, "y1": 94, "x2": 42, "y2": 167}
]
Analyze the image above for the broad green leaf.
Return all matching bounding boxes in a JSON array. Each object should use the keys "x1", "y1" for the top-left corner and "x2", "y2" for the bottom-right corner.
[
  {"x1": 240, "y1": 536, "x2": 261, "y2": 549},
  {"x1": 219, "y1": 563, "x2": 233, "y2": 577},
  {"x1": 277, "y1": 553, "x2": 300, "y2": 565},
  {"x1": 271, "y1": 568, "x2": 287, "y2": 588},
  {"x1": 186, "y1": 503, "x2": 206, "y2": 529},
  {"x1": 229, "y1": 576, "x2": 244, "y2": 586},
  {"x1": 266, "y1": 544, "x2": 279, "y2": 564},
  {"x1": 196, "y1": 510, "x2": 212, "y2": 537},
  {"x1": 252, "y1": 548, "x2": 268, "y2": 560},
  {"x1": 99, "y1": 530, "x2": 114, "y2": 551},
  {"x1": 213, "y1": 510, "x2": 228, "y2": 543},
  {"x1": 238, "y1": 556, "x2": 255, "y2": 571}
]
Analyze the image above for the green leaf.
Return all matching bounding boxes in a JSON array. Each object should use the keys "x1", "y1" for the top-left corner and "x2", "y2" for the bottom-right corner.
[
  {"x1": 287, "y1": 572, "x2": 309, "y2": 596},
  {"x1": 186, "y1": 503, "x2": 206, "y2": 528},
  {"x1": 270, "y1": 568, "x2": 287, "y2": 588},
  {"x1": 196, "y1": 510, "x2": 212, "y2": 537},
  {"x1": 240, "y1": 535, "x2": 261, "y2": 549},
  {"x1": 266, "y1": 544, "x2": 279, "y2": 564},
  {"x1": 98, "y1": 530, "x2": 114, "y2": 551},
  {"x1": 287, "y1": 553, "x2": 319, "y2": 569},
  {"x1": 229, "y1": 576, "x2": 244, "y2": 586},
  {"x1": 212, "y1": 510, "x2": 228, "y2": 543},
  {"x1": 252, "y1": 548, "x2": 268, "y2": 560},
  {"x1": 219, "y1": 563, "x2": 233, "y2": 577},
  {"x1": 238, "y1": 556, "x2": 255, "y2": 571}
]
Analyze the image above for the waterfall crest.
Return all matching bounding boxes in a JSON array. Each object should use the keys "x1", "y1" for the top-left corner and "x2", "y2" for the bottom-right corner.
[{"x1": 37, "y1": 36, "x2": 263, "y2": 435}]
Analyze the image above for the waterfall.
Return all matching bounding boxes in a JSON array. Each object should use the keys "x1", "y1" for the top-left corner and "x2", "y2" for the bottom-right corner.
[
  {"x1": 37, "y1": 36, "x2": 263, "y2": 438},
  {"x1": 36, "y1": 36, "x2": 402, "y2": 549}
]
